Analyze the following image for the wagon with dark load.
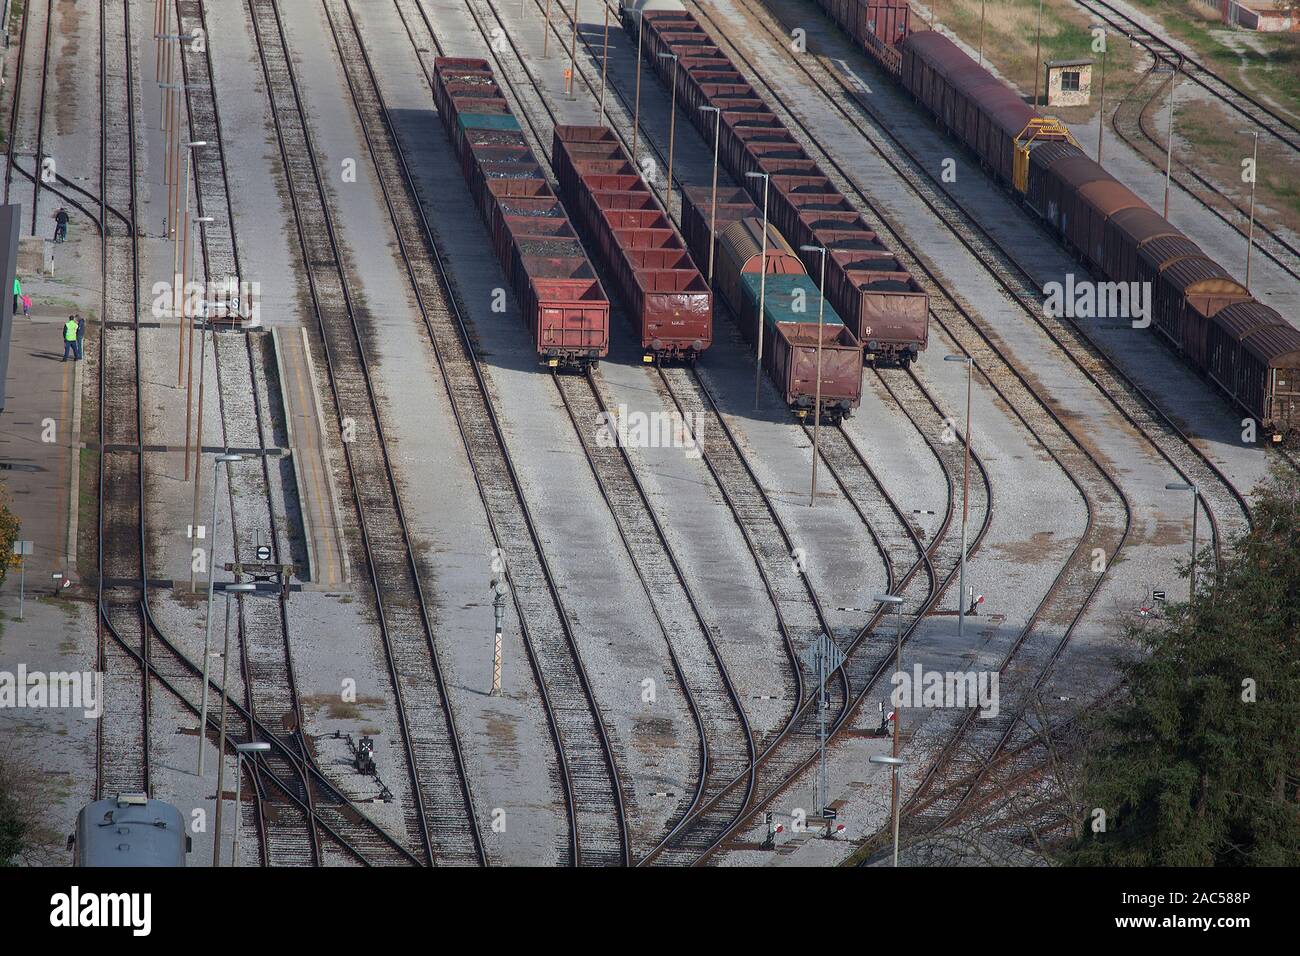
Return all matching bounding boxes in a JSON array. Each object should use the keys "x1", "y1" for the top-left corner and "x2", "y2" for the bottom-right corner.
[{"x1": 433, "y1": 57, "x2": 608, "y2": 367}]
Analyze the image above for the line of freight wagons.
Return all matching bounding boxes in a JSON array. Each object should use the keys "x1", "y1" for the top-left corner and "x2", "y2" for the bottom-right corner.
[
  {"x1": 628, "y1": 3, "x2": 930, "y2": 368},
  {"x1": 810, "y1": 0, "x2": 1299, "y2": 437},
  {"x1": 433, "y1": 56, "x2": 609, "y2": 367},
  {"x1": 682, "y1": 184, "x2": 863, "y2": 418},
  {"x1": 435, "y1": 54, "x2": 863, "y2": 418},
  {"x1": 552, "y1": 124, "x2": 712, "y2": 361}
]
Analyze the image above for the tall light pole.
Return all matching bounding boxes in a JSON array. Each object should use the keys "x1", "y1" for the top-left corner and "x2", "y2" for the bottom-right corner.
[
  {"x1": 231, "y1": 740, "x2": 271, "y2": 866},
  {"x1": 177, "y1": 141, "x2": 206, "y2": 397},
  {"x1": 870, "y1": 753, "x2": 906, "y2": 867},
  {"x1": 543, "y1": 0, "x2": 552, "y2": 58},
  {"x1": 1163, "y1": 64, "x2": 1180, "y2": 219},
  {"x1": 875, "y1": 594, "x2": 904, "y2": 831},
  {"x1": 1094, "y1": 26, "x2": 1108, "y2": 162},
  {"x1": 944, "y1": 354, "x2": 974, "y2": 636},
  {"x1": 568, "y1": 0, "x2": 579, "y2": 99},
  {"x1": 656, "y1": 53, "x2": 678, "y2": 216},
  {"x1": 800, "y1": 245, "x2": 828, "y2": 508},
  {"x1": 632, "y1": 12, "x2": 645, "y2": 158},
  {"x1": 1243, "y1": 129, "x2": 1259, "y2": 289},
  {"x1": 1032, "y1": 0, "x2": 1045, "y2": 108},
  {"x1": 700, "y1": 105, "x2": 721, "y2": 284},
  {"x1": 185, "y1": 214, "x2": 215, "y2": 517},
  {"x1": 745, "y1": 171, "x2": 769, "y2": 410},
  {"x1": 978, "y1": 0, "x2": 986, "y2": 67},
  {"x1": 212, "y1": 582, "x2": 258, "y2": 866},
  {"x1": 197, "y1": 453, "x2": 244, "y2": 776},
  {"x1": 1165, "y1": 481, "x2": 1200, "y2": 601},
  {"x1": 599, "y1": 4, "x2": 610, "y2": 124}
]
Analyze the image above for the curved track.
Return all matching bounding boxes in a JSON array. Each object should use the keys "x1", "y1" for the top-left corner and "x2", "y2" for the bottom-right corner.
[
  {"x1": 245, "y1": 0, "x2": 484, "y2": 866},
  {"x1": 1068, "y1": 0, "x2": 1300, "y2": 158},
  {"x1": 1111, "y1": 64, "x2": 1300, "y2": 283}
]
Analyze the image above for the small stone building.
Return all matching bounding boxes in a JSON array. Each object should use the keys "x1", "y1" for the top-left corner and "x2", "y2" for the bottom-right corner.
[{"x1": 1044, "y1": 59, "x2": 1094, "y2": 108}]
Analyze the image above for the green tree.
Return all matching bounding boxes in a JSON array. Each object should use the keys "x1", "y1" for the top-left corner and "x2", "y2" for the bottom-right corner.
[{"x1": 1066, "y1": 466, "x2": 1300, "y2": 866}]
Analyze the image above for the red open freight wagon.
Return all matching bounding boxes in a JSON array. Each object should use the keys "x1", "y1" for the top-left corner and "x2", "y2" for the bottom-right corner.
[
  {"x1": 552, "y1": 125, "x2": 711, "y2": 361},
  {"x1": 433, "y1": 57, "x2": 608, "y2": 367}
]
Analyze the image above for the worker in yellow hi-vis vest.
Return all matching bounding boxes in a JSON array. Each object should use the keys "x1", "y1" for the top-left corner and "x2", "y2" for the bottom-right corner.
[{"x1": 63, "y1": 315, "x2": 79, "y2": 362}]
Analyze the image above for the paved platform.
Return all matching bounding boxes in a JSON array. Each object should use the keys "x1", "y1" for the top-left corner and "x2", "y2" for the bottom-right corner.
[
  {"x1": 271, "y1": 326, "x2": 347, "y2": 589},
  {"x1": 0, "y1": 305, "x2": 84, "y2": 594}
]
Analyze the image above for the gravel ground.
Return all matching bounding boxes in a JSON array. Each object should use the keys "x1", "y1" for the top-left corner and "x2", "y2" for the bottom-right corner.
[
  {"x1": 287, "y1": 0, "x2": 571, "y2": 864},
  {"x1": 356, "y1": 0, "x2": 704, "y2": 858}
]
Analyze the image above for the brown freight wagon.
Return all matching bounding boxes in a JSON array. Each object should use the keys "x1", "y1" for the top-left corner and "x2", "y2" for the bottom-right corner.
[
  {"x1": 1103, "y1": 206, "x2": 1184, "y2": 285},
  {"x1": 1236, "y1": 322, "x2": 1300, "y2": 436},
  {"x1": 433, "y1": 57, "x2": 608, "y2": 366},
  {"x1": 1156, "y1": 257, "x2": 1249, "y2": 365},
  {"x1": 1023, "y1": 141, "x2": 1082, "y2": 226},
  {"x1": 1062, "y1": 170, "x2": 1146, "y2": 271},
  {"x1": 822, "y1": 249, "x2": 929, "y2": 364},
  {"x1": 553, "y1": 125, "x2": 711, "y2": 360},
  {"x1": 740, "y1": 272, "x2": 863, "y2": 419},
  {"x1": 1134, "y1": 237, "x2": 1204, "y2": 349},
  {"x1": 1203, "y1": 301, "x2": 1300, "y2": 437},
  {"x1": 1204, "y1": 301, "x2": 1283, "y2": 403}
]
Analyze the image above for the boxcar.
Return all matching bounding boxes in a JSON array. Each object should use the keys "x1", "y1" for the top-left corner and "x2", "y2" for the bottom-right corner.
[
  {"x1": 1103, "y1": 206, "x2": 1183, "y2": 284},
  {"x1": 1204, "y1": 303, "x2": 1300, "y2": 435},
  {"x1": 816, "y1": 14, "x2": 1300, "y2": 437},
  {"x1": 433, "y1": 57, "x2": 608, "y2": 367}
]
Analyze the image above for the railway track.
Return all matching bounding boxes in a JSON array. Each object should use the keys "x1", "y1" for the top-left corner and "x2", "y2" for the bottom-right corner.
[
  {"x1": 1112, "y1": 64, "x2": 1300, "y2": 284},
  {"x1": 79, "y1": 0, "x2": 419, "y2": 867},
  {"x1": 176, "y1": 0, "x2": 325, "y2": 867},
  {"x1": 3, "y1": 0, "x2": 52, "y2": 222},
  {"x1": 440, "y1": 0, "x2": 893, "y2": 859},
  {"x1": 128, "y1": 604, "x2": 423, "y2": 865},
  {"x1": 246, "y1": 0, "x2": 483, "y2": 866},
  {"x1": 670, "y1": 0, "x2": 1147, "y2": 855},
  {"x1": 95, "y1": 0, "x2": 151, "y2": 805},
  {"x1": 327, "y1": 0, "x2": 631, "y2": 866},
  {"x1": 555, "y1": 370, "x2": 756, "y2": 863},
  {"x1": 1067, "y1": 0, "x2": 1300, "y2": 159},
  {"x1": 478, "y1": 0, "x2": 1001, "y2": 859},
  {"x1": 713, "y1": 0, "x2": 1264, "y2": 851}
]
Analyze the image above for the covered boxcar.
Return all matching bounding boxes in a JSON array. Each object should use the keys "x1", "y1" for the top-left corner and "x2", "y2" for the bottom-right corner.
[
  {"x1": 433, "y1": 57, "x2": 608, "y2": 367},
  {"x1": 553, "y1": 125, "x2": 711, "y2": 360}
]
